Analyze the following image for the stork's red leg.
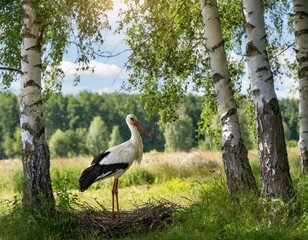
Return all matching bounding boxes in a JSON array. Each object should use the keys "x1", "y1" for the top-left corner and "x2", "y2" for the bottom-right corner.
[
  {"x1": 114, "y1": 178, "x2": 120, "y2": 218},
  {"x1": 111, "y1": 178, "x2": 117, "y2": 219},
  {"x1": 111, "y1": 177, "x2": 119, "y2": 220}
]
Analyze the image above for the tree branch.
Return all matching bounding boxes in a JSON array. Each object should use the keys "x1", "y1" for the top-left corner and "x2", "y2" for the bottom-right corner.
[
  {"x1": 94, "y1": 49, "x2": 131, "y2": 58},
  {"x1": 0, "y1": 66, "x2": 23, "y2": 75}
]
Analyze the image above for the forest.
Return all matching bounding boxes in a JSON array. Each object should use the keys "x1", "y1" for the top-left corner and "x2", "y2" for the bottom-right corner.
[{"x1": 0, "y1": 91, "x2": 299, "y2": 159}]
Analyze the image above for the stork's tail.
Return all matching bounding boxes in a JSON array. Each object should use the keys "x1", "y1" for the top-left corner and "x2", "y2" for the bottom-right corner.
[{"x1": 79, "y1": 165, "x2": 101, "y2": 192}]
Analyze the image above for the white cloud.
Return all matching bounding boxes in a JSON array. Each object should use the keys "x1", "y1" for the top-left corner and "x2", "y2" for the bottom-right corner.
[{"x1": 60, "y1": 60, "x2": 127, "y2": 79}]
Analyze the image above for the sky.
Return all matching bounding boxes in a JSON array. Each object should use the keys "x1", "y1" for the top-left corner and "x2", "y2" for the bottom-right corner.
[{"x1": 7, "y1": 1, "x2": 299, "y2": 99}]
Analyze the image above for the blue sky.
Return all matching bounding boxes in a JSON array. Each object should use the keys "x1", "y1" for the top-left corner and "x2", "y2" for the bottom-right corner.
[
  {"x1": 7, "y1": 2, "x2": 298, "y2": 99},
  {"x1": 60, "y1": 2, "x2": 130, "y2": 95}
]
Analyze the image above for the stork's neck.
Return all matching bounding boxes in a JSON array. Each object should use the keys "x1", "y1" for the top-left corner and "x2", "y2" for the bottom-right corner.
[
  {"x1": 129, "y1": 125, "x2": 142, "y2": 145},
  {"x1": 128, "y1": 124, "x2": 144, "y2": 164}
]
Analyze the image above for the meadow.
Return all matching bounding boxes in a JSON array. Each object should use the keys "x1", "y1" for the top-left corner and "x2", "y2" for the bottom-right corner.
[{"x1": 0, "y1": 148, "x2": 308, "y2": 239}]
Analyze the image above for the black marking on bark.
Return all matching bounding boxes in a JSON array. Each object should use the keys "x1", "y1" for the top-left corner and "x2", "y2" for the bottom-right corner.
[
  {"x1": 299, "y1": 66, "x2": 308, "y2": 78},
  {"x1": 264, "y1": 76, "x2": 273, "y2": 82},
  {"x1": 295, "y1": 11, "x2": 308, "y2": 19},
  {"x1": 21, "y1": 55, "x2": 29, "y2": 64},
  {"x1": 300, "y1": 148, "x2": 308, "y2": 174},
  {"x1": 260, "y1": 34, "x2": 267, "y2": 41},
  {"x1": 256, "y1": 66, "x2": 269, "y2": 73},
  {"x1": 36, "y1": 127, "x2": 45, "y2": 138},
  {"x1": 245, "y1": 22, "x2": 255, "y2": 32},
  {"x1": 252, "y1": 88, "x2": 260, "y2": 97},
  {"x1": 264, "y1": 98, "x2": 280, "y2": 114},
  {"x1": 24, "y1": 80, "x2": 40, "y2": 88},
  {"x1": 246, "y1": 41, "x2": 260, "y2": 56},
  {"x1": 26, "y1": 44, "x2": 41, "y2": 52},
  {"x1": 34, "y1": 63, "x2": 42, "y2": 69},
  {"x1": 220, "y1": 108, "x2": 236, "y2": 125},
  {"x1": 29, "y1": 99, "x2": 43, "y2": 108},
  {"x1": 212, "y1": 73, "x2": 224, "y2": 83},
  {"x1": 295, "y1": 29, "x2": 308, "y2": 37},
  {"x1": 211, "y1": 40, "x2": 224, "y2": 52},
  {"x1": 22, "y1": 32, "x2": 38, "y2": 39},
  {"x1": 298, "y1": 54, "x2": 308, "y2": 64},
  {"x1": 22, "y1": 123, "x2": 35, "y2": 136}
]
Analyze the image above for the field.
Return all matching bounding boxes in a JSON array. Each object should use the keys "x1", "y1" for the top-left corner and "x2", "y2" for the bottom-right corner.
[{"x1": 0, "y1": 148, "x2": 308, "y2": 239}]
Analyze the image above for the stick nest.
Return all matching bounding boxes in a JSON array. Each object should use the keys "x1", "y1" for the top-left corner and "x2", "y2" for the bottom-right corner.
[{"x1": 75, "y1": 198, "x2": 181, "y2": 238}]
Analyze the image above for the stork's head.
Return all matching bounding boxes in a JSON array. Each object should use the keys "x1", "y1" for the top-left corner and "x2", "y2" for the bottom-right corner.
[{"x1": 126, "y1": 114, "x2": 150, "y2": 137}]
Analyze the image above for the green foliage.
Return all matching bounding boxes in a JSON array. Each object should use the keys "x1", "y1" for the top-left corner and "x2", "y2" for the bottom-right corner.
[
  {"x1": 246, "y1": 98, "x2": 258, "y2": 147},
  {"x1": 0, "y1": 0, "x2": 22, "y2": 86},
  {"x1": 120, "y1": 0, "x2": 210, "y2": 122},
  {"x1": 162, "y1": 108, "x2": 195, "y2": 152},
  {"x1": 49, "y1": 129, "x2": 67, "y2": 158},
  {"x1": 198, "y1": 93, "x2": 221, "y2": 150},
  {"x1": 280, "y1": 98, "x2": 299, "y2": 141},
  {"x1": 49, "y1": 128, "x2": 88, "y2": 158},
  {"x1": 1, "y1": 127, "x2": 21, "y2": 159},
  {"x1": 287, "y1": 140, "x2": 298, "y2": 148},
  {"x1": 108, "y1": 125, "x2": 123, "y2": 148},
  {"x1": 0, "y1": 92, "x2": 19, "y2": 158},
  {"x1": 51, "y1": 168, "x2": 80, "y2": 191},
  {"x1": 86, "y1": 116, "x2": 110, "y2": 156},
  {"x1": 121, "y1": 168, "x2": 156, "y2": 187}
]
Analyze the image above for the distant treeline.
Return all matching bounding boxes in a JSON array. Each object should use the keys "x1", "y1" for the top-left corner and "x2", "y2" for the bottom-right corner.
[{"x1": 0, "y1": 91, "x2": 299, "y2": 159}]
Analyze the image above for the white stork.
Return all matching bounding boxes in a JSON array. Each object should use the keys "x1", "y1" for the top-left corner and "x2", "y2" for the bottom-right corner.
[{"x1": 79, "y1": 114, "x2": 150, "y2": 219}]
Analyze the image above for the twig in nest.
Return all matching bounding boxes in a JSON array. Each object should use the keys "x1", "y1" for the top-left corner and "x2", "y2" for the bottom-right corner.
[{"x1": 75, "y1": 198, "x2": 182, "y2": 238}]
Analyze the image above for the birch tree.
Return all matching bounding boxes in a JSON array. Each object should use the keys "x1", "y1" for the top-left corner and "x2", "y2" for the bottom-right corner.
[
  {"x1": 0, "y1": 0, "x2": 112, "y2": 212},
  {"x1": 200, "y1": 0, "x2": 258, "y2": 197},
  {"x1": 242, "y1": 0, "x2": 294, "y2": 200},
  {"x1": 293, "y1": 0, "x2": 308, "y2": 174},
  {"x1": 20, "y1": 0, "x2": 55, "y2": 211}
]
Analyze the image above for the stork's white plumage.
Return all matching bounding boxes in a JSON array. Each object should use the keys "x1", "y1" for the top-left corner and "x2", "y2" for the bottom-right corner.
[{"x1": 79, "y1": 114, "x2": 150, "y2": 219}]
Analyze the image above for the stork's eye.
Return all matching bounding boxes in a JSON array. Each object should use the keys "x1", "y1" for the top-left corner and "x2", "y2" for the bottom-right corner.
[{"x1": 130, "y1": 117, "x2": 134, "y2": 121}]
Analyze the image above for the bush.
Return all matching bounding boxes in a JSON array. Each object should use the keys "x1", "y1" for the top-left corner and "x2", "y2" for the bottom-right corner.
[
  {"x1": 49, "y1": 128, "x2": 88, "y2": 158},
  {"x1": 287, "y1": 140, "x2": 298, "y2": 148},
  {"x1": 51, "y1": 169, "x2": 80, "y2": 191},
  {"x1": 121, "y1": 169, "x2": 156, "y2": 187}
]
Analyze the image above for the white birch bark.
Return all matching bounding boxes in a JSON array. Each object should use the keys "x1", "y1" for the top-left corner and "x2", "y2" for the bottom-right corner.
[
  {"x1": 200, "y1": 0, "x2": 258, "y2": 197},
  {"x1": 293, "y1": 0, "x2": 308, "y2": 174},
  {"x1": 243, "y1": 0, "x2": 293, "y2": 199},
  {"x1": 20, "y1": 0, "x2": 54, "y2": 211}
]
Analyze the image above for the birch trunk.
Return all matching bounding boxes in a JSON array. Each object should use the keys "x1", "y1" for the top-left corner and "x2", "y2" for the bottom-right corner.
[
  {"x1": 242, "y1": 0, "x2": 293, "y2": 200},
  {"x1": 293, "y1": 0, "x2": 308, "y2": 174},
  {"x1": 200, "y1": 0, "x2": 259, "y2": 198},
  {"x1": 20, "y1": 0, "x2": 55, "y2": 211}
]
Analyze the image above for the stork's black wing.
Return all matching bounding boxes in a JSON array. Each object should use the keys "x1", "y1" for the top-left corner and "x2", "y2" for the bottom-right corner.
[{"x1": 79, "y1": 152, "x2": 129, "y2": 192}]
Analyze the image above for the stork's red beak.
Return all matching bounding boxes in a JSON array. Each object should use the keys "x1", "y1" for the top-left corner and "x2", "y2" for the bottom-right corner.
[{"x1": 133, "y1": 121, "x2": 151, "y2": 137}]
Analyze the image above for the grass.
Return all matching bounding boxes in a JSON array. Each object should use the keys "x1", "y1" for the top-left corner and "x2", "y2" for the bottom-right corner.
[{"x1": 0, "y1": 148, "x2": 308, "y2": 239}]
